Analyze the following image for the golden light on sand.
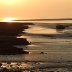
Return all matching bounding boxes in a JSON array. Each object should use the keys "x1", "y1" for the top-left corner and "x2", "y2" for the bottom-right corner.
[{"x1": 2, "y1": 17, "x2": 16, "y2": 22}]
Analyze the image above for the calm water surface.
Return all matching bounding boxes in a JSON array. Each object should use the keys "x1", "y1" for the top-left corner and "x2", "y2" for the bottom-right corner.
[{"x1": 0, "y1": 22, "x2": 72, "y2": 71}]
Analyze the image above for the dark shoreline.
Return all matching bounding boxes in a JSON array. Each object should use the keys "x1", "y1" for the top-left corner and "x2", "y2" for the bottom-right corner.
[
  {"x1": 0, "y1": 45, "x2": 29, "y2": 55},
  {"x1": 0, "y1": 37, "x2": 30, "y2": 45},
  {"x1": 0, "y1": 22, "x2": 33, "y2": 55}
]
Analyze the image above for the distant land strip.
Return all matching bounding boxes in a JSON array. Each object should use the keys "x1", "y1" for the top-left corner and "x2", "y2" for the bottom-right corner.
[{"x1": 14, "y1": 18, "x2": 72, "y2": 21}]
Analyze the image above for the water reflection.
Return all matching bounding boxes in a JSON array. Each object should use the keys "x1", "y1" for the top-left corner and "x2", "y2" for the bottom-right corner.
[
  {"x1": 0, "y1": 22, "x2": 72, "y2": 71},
  {"x1": 0, "y1": 62, "x2": 72, "y2": 72}
]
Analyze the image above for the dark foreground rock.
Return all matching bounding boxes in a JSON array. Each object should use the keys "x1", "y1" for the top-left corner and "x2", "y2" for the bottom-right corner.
[
  {"x1": 0, "y1": 37, "x2": 30, "y2": 45},
  {"x1": 0, "y1": 22, "x2": 32, "y2": 55},
  {"x1": 0, "y1": 22, "x2": 34, "y2": 36},
  {"x1": 0, "y1": 45, "x2": 29, "y2": 55}
]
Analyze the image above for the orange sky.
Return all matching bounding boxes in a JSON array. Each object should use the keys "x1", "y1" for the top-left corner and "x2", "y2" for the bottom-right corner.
[{"x1": 0, "y1": 0, "x2": 72, "y2": 19}]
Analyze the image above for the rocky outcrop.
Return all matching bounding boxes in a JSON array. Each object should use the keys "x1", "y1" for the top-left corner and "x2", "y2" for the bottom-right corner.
[
  {"x1": 0, "y1": 45, "x2": 29, "y2": 55},
  {"x1": 0, "y1": 22, "x2": 33, "y2": 55}
]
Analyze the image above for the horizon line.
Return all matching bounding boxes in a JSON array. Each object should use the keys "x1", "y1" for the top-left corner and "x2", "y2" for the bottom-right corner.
[{"x1": 13, "y1": 18, "x2": 72, "y2": 21}]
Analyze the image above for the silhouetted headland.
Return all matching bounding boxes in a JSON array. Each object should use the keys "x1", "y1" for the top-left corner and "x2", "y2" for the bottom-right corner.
[{"x1": 13, "y1": 18, "x2": 72, "y2": 21}]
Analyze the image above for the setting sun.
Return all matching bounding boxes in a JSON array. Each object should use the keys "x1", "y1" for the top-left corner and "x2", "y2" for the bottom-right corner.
[{"x1": 2, "y1": 18, "x2": 16, "y2": 22}]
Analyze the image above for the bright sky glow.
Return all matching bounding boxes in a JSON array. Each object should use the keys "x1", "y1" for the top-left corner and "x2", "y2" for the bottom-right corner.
[
  {"x1": 0, "y1": 0, "x2": 72, "y2": 19},
  {"x1": 1, "y1": 0, "x2": 20, "y2": 5},
  {"x1": 2, "y1": 17, "x2": 16, "y2": 22}
]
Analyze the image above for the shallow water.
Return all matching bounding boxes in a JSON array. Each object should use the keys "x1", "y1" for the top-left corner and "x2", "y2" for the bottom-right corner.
[{"x1": 0, "y1": 22, "x2": 72, "y2": 71}]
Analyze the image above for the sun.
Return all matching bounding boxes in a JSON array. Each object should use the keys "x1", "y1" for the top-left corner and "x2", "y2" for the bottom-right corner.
[{"x1": 2, "y1": 17, "x2": 16, "y2": 22}]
